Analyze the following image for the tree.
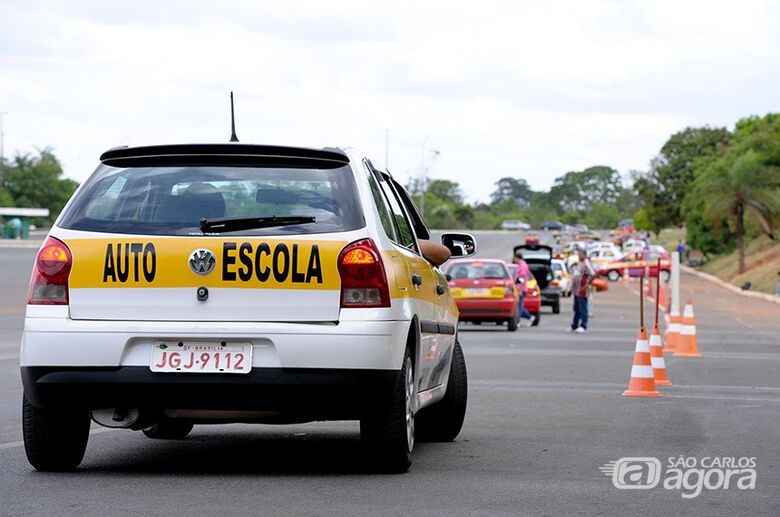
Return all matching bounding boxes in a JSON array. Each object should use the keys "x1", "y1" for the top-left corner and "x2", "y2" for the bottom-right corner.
[
  {"x1": 427, "y1": 179, "x2": 464, "y2": 204},
  {"x1": 635, "y1": 126, "x2": 731, "y2": 233},
  {"x1": 490, "y1": 177, "x2": 533, "y2": 207},
  {"x1": 548, "y1": 166, "x2": 623, "y2": 214},
  {"x1": 3, "y1": 148, "x2": 79, "y2": 223},
  {"x1": 692, "y1": 149, "x2": 780, "y2": 273}
]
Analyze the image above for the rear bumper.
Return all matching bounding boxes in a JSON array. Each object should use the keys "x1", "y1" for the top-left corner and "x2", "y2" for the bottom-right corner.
[
  {"x1": 22, "y1": 366, "x2": 399, "y2": 419},
  {"x1": 21, "y1": 314, "x2": 410, "y2": 370},
  {"x1": 523, "y1": 295, "x2": 541, "y2": 314},
  {"x1": 541, "y1": 289, "x2": 561, "y2": 306},
  {"x1": 455, "y1": 297, "x2": 517, "y2": 320}
]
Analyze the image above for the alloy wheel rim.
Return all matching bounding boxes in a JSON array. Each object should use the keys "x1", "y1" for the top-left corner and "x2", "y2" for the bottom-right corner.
[{"x1": 405, "y1": 357, "x2": 414, "y2": 451}]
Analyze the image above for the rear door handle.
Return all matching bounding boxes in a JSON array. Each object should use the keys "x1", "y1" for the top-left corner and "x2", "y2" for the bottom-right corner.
[
  {"x1": 411, "y1": 274, "x2": 423, "y2": 287},
  {"x1": 436, "y1": 284, "x2": 445, "y2": 296}
]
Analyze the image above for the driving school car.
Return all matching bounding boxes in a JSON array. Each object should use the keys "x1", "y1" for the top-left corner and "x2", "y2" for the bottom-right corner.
[
  {"x1": 20, "y1": 143, "x2": 475, "y2": 473},
  {"x1": 446, "y1": 259, "x2": 519, "y2": 331},
  {"x1": 597, "y1": 249, "x2": 671, "y2": 282}
]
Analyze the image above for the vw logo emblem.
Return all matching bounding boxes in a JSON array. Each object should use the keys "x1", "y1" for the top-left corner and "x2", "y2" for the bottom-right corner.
[{"x1": 189, "y1": 248, "x2": 216, "y2": 275}]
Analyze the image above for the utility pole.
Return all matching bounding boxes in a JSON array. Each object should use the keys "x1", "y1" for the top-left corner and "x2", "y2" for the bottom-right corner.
[
  {"x1": 384, "y1": 128, "x2": 389, "y2": 170},
  {"x1": 0, "y1": 112, "x2": 6, "y2": 189},
  {"x1": 420, "y1": 135, "x2": 430, "y2": 217}
]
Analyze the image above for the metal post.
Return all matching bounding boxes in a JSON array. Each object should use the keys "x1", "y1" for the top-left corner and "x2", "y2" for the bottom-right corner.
[
  {"x1": 655, "y1": 258, "x2": 661, "y2": 326},
  {"x1": 639, "y1": 275, "x2": 644, "y2": 329},
  {"x1": 671, "y1": 251, "x2": 680, "y2": 316}
]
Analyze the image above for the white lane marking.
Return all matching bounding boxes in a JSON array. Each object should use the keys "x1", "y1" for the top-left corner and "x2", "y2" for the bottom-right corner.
[{"x1": 0, "y1": 427, "x2": 117, "y2": 451}]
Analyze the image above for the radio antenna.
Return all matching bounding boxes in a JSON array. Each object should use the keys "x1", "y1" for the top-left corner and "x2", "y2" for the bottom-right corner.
[{"x1": 229, "y1": 92, "x2": 239, "y2": 142}]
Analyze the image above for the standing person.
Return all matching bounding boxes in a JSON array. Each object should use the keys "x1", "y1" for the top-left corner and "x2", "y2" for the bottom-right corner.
[
  {"x1": 513, "y1": 252, "x2": 534, "y2": 326},
  {"x1": 570, "y1": 247, "x2": 596, "y2": 333},
  {"x1": 676, "y1": 239, "x2": 685, "y2": 256}
]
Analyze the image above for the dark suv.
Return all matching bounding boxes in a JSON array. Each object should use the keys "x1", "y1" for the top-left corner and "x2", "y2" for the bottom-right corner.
[{"x1": 514, "y1": 244, "x2": 561, "y2": 314}]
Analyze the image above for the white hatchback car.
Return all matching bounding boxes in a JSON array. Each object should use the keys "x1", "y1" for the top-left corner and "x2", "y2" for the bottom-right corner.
[{"x1": 20, "y1": 143, "x2": 474, "y2": 473}]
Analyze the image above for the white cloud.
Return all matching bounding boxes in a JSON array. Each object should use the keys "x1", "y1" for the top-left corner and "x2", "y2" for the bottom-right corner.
[{"x1": 1, "y1": 0, "x2": 778, "y2": 203}]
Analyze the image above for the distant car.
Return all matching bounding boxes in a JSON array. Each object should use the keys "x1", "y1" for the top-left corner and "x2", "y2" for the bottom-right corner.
[
  {"x1": 514, "y1": 244, "x2": 561, "y2": 314},
  {"x1": 524, "y1": 233, "x2": 540, "y2": 245},
  {"x1": 622, "y1": 238, "x2": 648, "y2": 253},
  {"x1": 501, "y1": 220, "x2": 531, "y2": 231},
  {"x1": 551, "y1": 259, "x2": 571, "y2": 297},
  {"x1": 588, "y1": 248, "x2": 624, "y2": 268},
  {"x1": 540, "y1": 220, "x2": 564, "y2": 231},
  {"x1": 447, "y1": 259, "x2": 520, "y2": 331},
  {"x1": 597, "y1": 249, "x2": 671, "y2": 282},
  {"x1": 507, "y1": 264, "x2": 542, "y2": 325},
  {"x1": 574, "y1": 224, "x2": 589, "y2": 232},
  {"x1": 575, "y1": 232, "x2": 601, "y2": 241}
]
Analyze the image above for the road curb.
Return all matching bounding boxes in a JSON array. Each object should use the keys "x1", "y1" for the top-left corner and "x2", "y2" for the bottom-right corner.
[{"x1": 681, "y1": 265, "x2": 780, "y2": 306}]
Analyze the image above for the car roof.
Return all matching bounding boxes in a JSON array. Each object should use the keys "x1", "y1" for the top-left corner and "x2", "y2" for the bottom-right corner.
[{"x1": 99, "y1": 143, "x2": 350, "y2": 168}]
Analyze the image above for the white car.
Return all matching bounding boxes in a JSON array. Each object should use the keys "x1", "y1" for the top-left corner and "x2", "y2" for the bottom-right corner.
[
  {"x1": 501, "y1": 219, "x2": 531, "y2": 231},
  {"x1": 20, "y1": 143, "x2": 473, "y2": 473},
  {"x1": 622, "y1": 238, "x2": 648, "y2": 253},
  {"x1": 588, "y1": 247, "x2": 624, "y2": 266},
  {"x1": 551, "y1": 259, "x2": 571, "y2": 297}
]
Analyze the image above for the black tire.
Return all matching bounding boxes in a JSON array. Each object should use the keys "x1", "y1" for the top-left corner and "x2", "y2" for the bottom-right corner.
[
  {"x1": 416, "y1": 341, "x2": 468, "y2": 442},
  {"x1": 360, "y1": 347, "x2": 414, "y2": 473},
  {"x1": 553, "y1": 300, "x2": 561, "y2": 314},
  {"x1": 607, "y1": 270, "x2": 620, "y2": 282},
  {"x1": 23, "y1": 395, "x2": 90, "y2": 472},
  {"x1": 143, "y1": 419, "x2": 194, "y2": 439},
  {"x1": 531, "y1": 312, "x2": 541, "y2": 326},
  {"x1": 507, "y1": 316, "x2": 518, "y2": 332}
]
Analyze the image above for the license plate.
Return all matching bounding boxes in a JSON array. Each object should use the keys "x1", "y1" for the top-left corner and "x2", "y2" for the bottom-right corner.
[
  {"x1": 150, "y1": 342, "x2": 252, "y2": 374},
  {"x1": 465, "y1": 288, "x2": 490, "y2": 297}
]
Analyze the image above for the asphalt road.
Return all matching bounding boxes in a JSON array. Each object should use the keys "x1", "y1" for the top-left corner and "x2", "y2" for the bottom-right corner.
[{"x1": 1, "y1": 234, "x2": 779, "y2": 516}]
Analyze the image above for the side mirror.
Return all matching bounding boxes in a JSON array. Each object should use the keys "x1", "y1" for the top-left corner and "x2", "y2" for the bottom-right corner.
[{"x1": 440, "y1": 232, "x2": 477, "y2": 258}]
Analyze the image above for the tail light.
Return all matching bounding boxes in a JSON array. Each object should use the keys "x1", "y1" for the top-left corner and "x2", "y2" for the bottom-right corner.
[
  {"x1": 28, "y1": 237, "x2": 72, "y2": 305},
  {"x1": 530, "y1": 287, "x2": 540, "y2": 297},
  {"x1": 504, "y1": 281, "x2": 515, "y2": 297},
  {"x1": 551, "y1": 279, "x2": 560, "y2": 288},
  {"x1": 337, "y1": 238, "x2": 390, "y2": 308}
]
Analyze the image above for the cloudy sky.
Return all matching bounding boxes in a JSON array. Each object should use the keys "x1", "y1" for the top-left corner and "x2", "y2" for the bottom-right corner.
[{"x1": 1, "y1": 0, "x2": 778, "y2": 203}]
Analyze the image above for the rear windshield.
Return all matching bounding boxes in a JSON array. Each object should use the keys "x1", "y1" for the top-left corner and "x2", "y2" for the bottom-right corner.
[
  {"x1": 58, "y1": 164, "x2": 364, "y2": 236},
  {"x1": 517, "y1": 248, "x2": 551, "y2": 261},
  {"x1": 447, "y1": 262, "x2": 508, "y2": 280}
]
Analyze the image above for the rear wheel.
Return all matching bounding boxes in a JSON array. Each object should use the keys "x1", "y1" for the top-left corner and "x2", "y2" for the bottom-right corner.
[
  {"x1": 531, "y1": 312, "x2": 541, "y2": 326},
  {"x1": 361, "y1": 348, "x2": 414, "y2": 473},
  {"x1": 607, "y1": 270, "x2": 620, "y2": 282},
  {"x1": 416, "y1": 341, "x2": 468, "y2": 442},
  {"x1": 23, "y1": 395, "x2": 90, "y2": 471},
  {"x1": 507, "y1": 316, "x2": 518, "y2": 332},
  {"x1": 143, "y1": 418, "x2": 194, "y2": 439},
  {"x1": 553, "y1": 300, "x2": 561, "y2": 314}
]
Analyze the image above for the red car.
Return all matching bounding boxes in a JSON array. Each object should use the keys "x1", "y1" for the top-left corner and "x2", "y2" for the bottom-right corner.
[
  {"x1": 446, "y1": 259, "x2": 520, "y2": 331},
  {"x1": 597, "y1": 249, "x2": 671, "y2": 282}
]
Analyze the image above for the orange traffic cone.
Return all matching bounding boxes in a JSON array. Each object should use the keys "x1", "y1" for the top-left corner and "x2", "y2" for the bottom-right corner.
[
  {"x1": 664, "y1": 310, "x2": 680, "y2": 353},
  {"x1": 674, "y1": 299, "x2": 701, "y2": 357},
  {"x1": 649, "y1": 324, "x2": 671, "y2": 385},
  {"x1": 623, "y1": 327, "x2": 661, "y2": 397}
]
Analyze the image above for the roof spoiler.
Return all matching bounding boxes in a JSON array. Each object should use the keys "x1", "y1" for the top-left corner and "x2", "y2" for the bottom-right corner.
[{"x1": 99, "y1": 144, "x2": 349, "y2": 168}]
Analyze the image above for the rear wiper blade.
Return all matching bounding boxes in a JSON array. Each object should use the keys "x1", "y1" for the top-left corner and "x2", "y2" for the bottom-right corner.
[{"x1": 200, "y1": 215, "x2": 316, "y2": 233}]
